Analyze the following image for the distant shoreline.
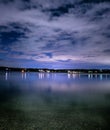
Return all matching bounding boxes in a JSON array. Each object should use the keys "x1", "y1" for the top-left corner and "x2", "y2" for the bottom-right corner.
[{"x1": 0, "y1": 66, "x2": 110, "y2": 74}]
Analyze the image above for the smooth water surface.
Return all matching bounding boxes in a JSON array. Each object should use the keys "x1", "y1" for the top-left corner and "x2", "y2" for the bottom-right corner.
[{"x1": 0, "y1": 72, "x2": 110, "y2": 130}]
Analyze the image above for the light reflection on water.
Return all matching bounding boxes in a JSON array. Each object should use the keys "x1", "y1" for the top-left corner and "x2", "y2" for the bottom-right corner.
[
  {"x1": 5, "y1": 72, "x2": 8, "y2": 80},
  {"x1": 0, "y1": 72, "x2": 110, "y2": 130},
  {"x1": 3, "y1": 72, "x2": 110, "y2": 81},
  {"x1": 2, "y1": 72, "x2": 110, "y2": 93}
]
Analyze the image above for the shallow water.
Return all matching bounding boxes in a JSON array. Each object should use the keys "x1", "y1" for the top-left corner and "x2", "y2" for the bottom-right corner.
[{"x1": 0, "y1": 72, "x2": 110, "y2": 130}]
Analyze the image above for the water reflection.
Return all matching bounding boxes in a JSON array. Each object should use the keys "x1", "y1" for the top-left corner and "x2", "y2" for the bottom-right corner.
[
  {"x1": 46, "y1": 73, "x2": 50, "y2": 79},
  {"x1": 2, "y1": 72, "x2": 110, "y2": 95},
  {"x1": 38, "y1": 73, "x2": 45, "y2": 79},
  {"x1": 88, "y1": 74, "x2": 91, "y2": 79},
  {"x1": 68, "y1": 74, "x2": 71, "y2": 79},
  {"x1": 95, "y1": 74, "x2": 97, "y2": 79},
  {"x1": 68, "y1": 73, "x2": 78, "y2": 79},
  {"x1": 21, "y1": 72, "x2": 27, "y2": 79},
  {"x1": 3, "y1": 72, "x2": 110, "y2": 82},
  {"x1": 5, "y1": 72, "x2": 8, "y2": 80},
  {"x1": 100, "y1": 74, "x2": 103, "y2": 80},
  {"x1": 67, "y1": 73, "x2": 110, "y2": 80}
]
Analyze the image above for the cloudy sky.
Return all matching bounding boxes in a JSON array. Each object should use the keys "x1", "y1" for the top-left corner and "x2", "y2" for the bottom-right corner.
[{"x1": 0, "y1": 0, "x2": 110, "y2": 69}]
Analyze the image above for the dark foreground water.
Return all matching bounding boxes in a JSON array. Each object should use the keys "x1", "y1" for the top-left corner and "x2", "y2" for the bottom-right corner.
[{"x1": 0, "y1": 72, "x2": 110, "y2": 130}]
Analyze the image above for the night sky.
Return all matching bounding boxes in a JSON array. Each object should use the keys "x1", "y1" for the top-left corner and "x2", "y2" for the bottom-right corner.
[{"x1": 0, "y1": 0, "x2": 110, "y2": 69}]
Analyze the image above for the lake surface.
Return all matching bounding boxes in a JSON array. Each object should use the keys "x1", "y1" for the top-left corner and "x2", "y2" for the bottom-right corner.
[{"x1": 0, "y1": 72, "x2": 110, "y2": 130}]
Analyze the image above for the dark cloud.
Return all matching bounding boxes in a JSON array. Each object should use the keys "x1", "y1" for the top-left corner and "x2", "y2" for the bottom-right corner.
[
  {"x1": 0, "y1": 23, "x2": 29, "y2": 46},
  {"x1": 103, "y1": 49, "x2": 110, "y2": 54},
  {"x1": 0, "y1": 30, "x2": 24, "y2": 45},
  {"x1": 80, "y1": 0, "x2": 110, "y2": 4},
  {"x1": 44, "y1": 52, "x2": 53, "y2": 58},
  {"x1": 0, "y1": 0, "x2": 14, "y2": 4},
  {"x1": 44, "y1": 4, "x2": 75, "y2": 17},
  {"x1": 94, "y1": 8, "x2": 110, "y2": 16}
]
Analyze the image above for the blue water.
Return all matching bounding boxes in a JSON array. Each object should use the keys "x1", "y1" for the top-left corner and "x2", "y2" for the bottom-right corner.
[{"x1": 0, "y1": 72, "x2": 110, "y2": 130}]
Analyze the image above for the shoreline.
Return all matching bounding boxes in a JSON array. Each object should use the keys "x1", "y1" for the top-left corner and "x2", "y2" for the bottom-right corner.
[{"x1": 0, "y1": 66, "x2": 110, "y2": 74}]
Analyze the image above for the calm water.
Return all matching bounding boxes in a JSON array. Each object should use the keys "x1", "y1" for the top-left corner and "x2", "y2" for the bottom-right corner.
[{"x1": 0, "y1": 72, "x2": 110, "y2": 130}]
